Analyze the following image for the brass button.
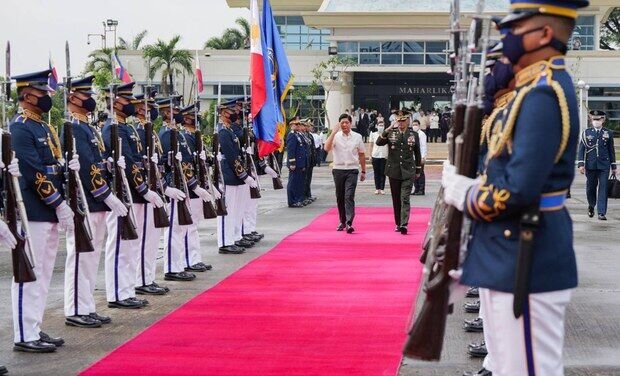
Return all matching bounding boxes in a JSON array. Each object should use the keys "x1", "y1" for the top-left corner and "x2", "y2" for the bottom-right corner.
[{"x1": 504, "y1": 229, "x2": 512, "y2": 238}]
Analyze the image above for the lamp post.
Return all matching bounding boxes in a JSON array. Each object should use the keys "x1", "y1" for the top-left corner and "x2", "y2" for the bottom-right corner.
[
  {"x1": 105, "y1": 19, "x2": 119, "y2": 50},
  {"x1": 577, "y1": 79, "x2": 586, "y2": 133}
]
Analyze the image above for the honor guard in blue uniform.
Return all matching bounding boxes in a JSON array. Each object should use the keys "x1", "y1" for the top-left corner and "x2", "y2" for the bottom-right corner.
[
  {"x1": 578, "y1": 110, "x2": 617, "y2": 220},
  {"x1": 63, "y1": 76, "x2": 124, "y2": 329},
  {"x1": 131, "y1": 93, "x2": 170, "y2": 295},
  {"x1": 179, "y1": 103, "x2": 214, "y2": 272},
  {"x1": 442, "y1": 1, "x2": 589, "y2": 374},
  {"x1": 286, "y1": 119, "x2": 307, "y2": 207},
  {"x1": 300, "y1": 119, "x2": 317, "y2": 205},
  {"x1": 158, "y1": 98, "x2": 205, "y2": 281},
  {"x1": 216, "y1": 102, "x2": 256, "y2": 253},
  {"x1": 10, "y1": 69, "x2": 76, "y2": 352},
  {"x1": 102, "y1": 82, "x2": 164, "y2": 309}
]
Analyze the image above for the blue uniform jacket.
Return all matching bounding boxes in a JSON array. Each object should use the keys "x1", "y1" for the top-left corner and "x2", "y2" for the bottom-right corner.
[
  {"x1": 159, "y1": 125, "x2": 198, "y2": 191},
  {"x1": 577, "y1": 127, "x2": 616, "y2": 171},
  {"x1": 102, "y1": 119, "x2": 149, "y2": 204},
  {"x1": 461, "y1": 57, "x2": 579, "y2": 294},
  {"x1": 10, "y1": 114, "x2": 64, "y2": 222},
  {"x1": 62, "y1": 118, "x2": 112, "y2": 212},
  {"x1": 286, "y1": 131, "x2": 307, "y2": 169},
  {"x1": 218, "y1": 126, "x2": 248, "y2": 186}
]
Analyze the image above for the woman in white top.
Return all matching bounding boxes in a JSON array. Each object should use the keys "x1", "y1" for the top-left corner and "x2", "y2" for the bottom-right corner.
[
  {"x1": 369, "y1": 122, "x2": 389, "y2": 194},
  {"x1": 429, "y1": 110, "x2": 440, "y2": 143}
]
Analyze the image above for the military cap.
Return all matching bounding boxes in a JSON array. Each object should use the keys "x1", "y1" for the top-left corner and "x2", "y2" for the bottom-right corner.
[
  {"x1": 300, "y1": 118, "x2": 314, "y2": 126},
  {"x1": 69, "y1": 75, "x2": 95, "y2": 94},
  {"x1": 217, "y1": 100, "x2": 237, "y2": 114},
  {"x1": 289, "y1": 118, "x2": 301, "y2": 126},
  {"x1": 486, "y1": 42, "x2": 504, "y2": 66},
  {"x1": 133, "y1": 93, "x2": 157, "y2": 106},
  {"x1": 105, "y1": 81, "x2": 135, "y2": 100},
  {"x1": 589, "y1": 110, "x2": 606, "y2": 118},
  {"x1": 12, "y1": 69, "x2": 52, "y2": 92},
  {"x1": 396, "y1": 109, "x2": 411, "y2": 121},
  {"x1": 500, "y1": 0, "x2": 590, "y2": 27},
  {"x1": 180, "y1": 104, "x2": 197, "y2": 116},
  {"x1": 155, "y1": 95, "x2": 182, "y2": 110}
]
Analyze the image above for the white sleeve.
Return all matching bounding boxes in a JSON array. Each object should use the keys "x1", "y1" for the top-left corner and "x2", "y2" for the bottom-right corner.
[
  {"x1": 420, "y1": 131, "x2": 428, "y2": 158},
  {"x1": 357, "y1": 135, "x2": 367, "y2": 153}
]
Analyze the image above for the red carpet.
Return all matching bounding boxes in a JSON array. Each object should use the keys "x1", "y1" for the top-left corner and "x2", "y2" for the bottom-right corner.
[{"x1": 81, "y1": 207, "x2": 430, "y2": 376}]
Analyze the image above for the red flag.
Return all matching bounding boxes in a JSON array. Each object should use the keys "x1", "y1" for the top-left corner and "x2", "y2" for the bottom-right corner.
[
  {"x1": 195, "y1": 51, "x2": 203, "y2": 93},
  {"x1": 114, "y1": 53, "x2": 133, "y2": 83},
  {"x1": 250, "y1": 0, "x2": 266, "y2": 119}
]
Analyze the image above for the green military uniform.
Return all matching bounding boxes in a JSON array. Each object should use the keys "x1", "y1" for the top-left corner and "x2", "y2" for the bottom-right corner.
[{"x1": 376, "y1": 110, "x2": 422, "y2": 233}]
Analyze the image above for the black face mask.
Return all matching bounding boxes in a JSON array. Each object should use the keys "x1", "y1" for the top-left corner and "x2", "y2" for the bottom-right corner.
[
  {"x1": 503, "y1": 27, "x2": 567, "y2": 65},
  {"x1": 82, "y1": 97, "x2": 97, "y2": 112},
  {"x1": 31, "y1": 94, "x2": 53, "y2": 113},
  {"x1": 174, "y1": 113, "x2": 184, "y2": 124},
  {"x1": 150, "y1": 108, "x2": 159, "y2": 120},
  {"x1": 121, "y1": 103, "x2": 136, "y2": 116},
  {"x1": 228, "y1": 113, "x2": 238, "y2": 123}
]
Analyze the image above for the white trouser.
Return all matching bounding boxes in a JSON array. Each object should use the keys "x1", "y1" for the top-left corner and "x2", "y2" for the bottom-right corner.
[
  {"x1": 184, "y1": 198, "x2": 204, "y2": 267},
  {"x1": 217, "y1": 185, "x2": 245, "y2": 247},
  {"x1": 242, "y1": 193, "x2": 259, "y2": 235},
  {"x1": 136, "y1": 203, "x2": 163, "y2": 287},
  {"x1": 105, "y1": 203, "x2": 145, "y2": 302},
  {"x1": 164, "y1": 199, "x2": 191, "y2": 274},
  {"x1": 12, "y1": 221, "x2": 59, "y2": 343},
  {"x1": 478, "y1": 296, "x2": 494, "y2": 372},
  {"x1": 64, "y1": 211, "x2": 107, "y2": 317},
  {"x1": 479, "y1": 288, "x2": 572, "y2": 376}
]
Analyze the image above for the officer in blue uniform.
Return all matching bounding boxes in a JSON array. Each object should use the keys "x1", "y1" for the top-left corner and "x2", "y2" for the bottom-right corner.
[
  {"x1": 442, "y1": 1, "x2": 588, "y2": 374},
  {"x1": 62, "y1": 75, "x2": 127, "y2": 329},
  {"x1": 300, "y1": 119, "x2": 317, "y2": 205},
  {"x1": 578, "y1": 110, "x2": 617, "y2": 220},
  {"x1": 286, "y1": 119, "x2": 307, "y2": 208},
  {"x1": 10, "y1": 69, "x2": 76, "y2": 352},
  {"x1": 102, "y1": 82, "x2": 164, "y2": 309}
]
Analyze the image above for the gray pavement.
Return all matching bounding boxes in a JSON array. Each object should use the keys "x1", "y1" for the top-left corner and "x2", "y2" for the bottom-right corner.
[{"x1": 0, "y1": 164, "x2": 618, "y2": 375}]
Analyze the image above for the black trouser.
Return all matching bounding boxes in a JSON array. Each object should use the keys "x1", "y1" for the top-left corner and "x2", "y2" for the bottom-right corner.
[
  {"x1": 413, "y1": 163, "x2": 426, "y2": 193},
  {"x1": 389, "y1": 177, "x2": 413, "y2": 228},
  {"x1": 372, "y1": 157, "x2": 386, "y2": 190},
  {"x1": 440, "y1": 128, "x2": 448, "y2": 143},
  {"x1": 316, "y1": 148, "x2": 322, "y2": 166},
  {"x1": 333, "y1": 169, "x2": 358, "y2": 226},
  {"x1": 429, "y1": 129, "x2": 439, "y2": 143},
  {"x1": 305, "y1": 165, "x2": 314, "y2": 198}
]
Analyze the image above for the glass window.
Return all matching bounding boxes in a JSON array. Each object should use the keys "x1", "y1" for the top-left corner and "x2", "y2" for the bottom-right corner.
[
  {"x1": 360, "y1": 42, "x2": 380, "y2": 53},
  {"x1": 287, "y1": 16, "x2": 304, "y2": 25},
  {"x1": 286, "y1": 34, "x2": 301, "y2": 44},
  {"x1": 403, "y1": 54, "x2": 424, "y2": 65},
  {"x1": 339, "y1": 53, "x2": 358, "y2": 64},
  {"x1": 338, "y1": 42, "x2": 358, "y2": 53},
  {"x1": 381, "y1": 41, "x2": 402, "y2": 53},
  {"x1": 381, "y1": 54, "x2": 402, "y2": 65},
  {"x1": 426, "y1": 54, "x2": 447, "y2": 65},
  {"x1": 274, "y1": 16, "x2": 286, "y2": 25},
  {"x1": 360, "y1": 54, "x2": 380, "y2": 64},
  {"x1": 570, "y1": 15, "x2": 595, "y2": 51},
  {"x1": 426, "y1": 41, "x2": 447, "y2": 53},
  {"x1": 285, "y1": 24, "x2": 302, "y2": 34},
  {"x1": 404, "y1": 41, "x2": 424, "y2": 53}
]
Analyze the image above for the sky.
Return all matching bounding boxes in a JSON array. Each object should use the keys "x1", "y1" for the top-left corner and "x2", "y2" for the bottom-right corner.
[{"x1": 0, "y1": 0, "x2": 249, "y2": 78}]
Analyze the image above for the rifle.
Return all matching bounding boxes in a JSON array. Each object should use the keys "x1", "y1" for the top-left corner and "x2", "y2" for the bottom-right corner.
[
  {"x1": 195, "y1": 129, "x2": 217, "y2": 219},
  {"x1": 63, "y1": 42, "x2": 95, "y2": 253},
  {"x1": 211, "y1": 133, "x2": 227, "y2": 216},
  {"x1": 404, "y1": 0, "x2": 491, "y2": 360},
  {"x1": 243, "y1": 127, "x2": 261, "y2": 199},
  {"x1": 145, "y1": 121, "x2": 170, "y2": 228},
  {"x1": 269, "y1": 153, "x2": 284, "y2": 190},
  {"x1": 2, "y1": 42, "x2": 37, "y2": 282},
  {"x1": 170, "y1": 126, "x2": 193, "y2": 225}
]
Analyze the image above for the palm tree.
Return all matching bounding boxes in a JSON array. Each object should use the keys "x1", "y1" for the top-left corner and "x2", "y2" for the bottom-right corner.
[
  {"x1": 143, "y1": 35, "x2": 193, "y2": 96},
  {"x1": 118, "y1": 30, "x2": 149, "y2": 50},
  {"x1": 233, "y1": 17, "x2": 251, "y2": 49},
  {"x1": 84, "y1": 47, "x2": 114, "y2": 76},
  {"x1": 203, "y1": 17, "x2": 251, "y2": 50}
]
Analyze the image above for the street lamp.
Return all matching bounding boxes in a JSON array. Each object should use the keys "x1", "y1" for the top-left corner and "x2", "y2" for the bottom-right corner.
[
  {"x1": 577, "y1": 79, "x2": 586, "y2": 132},
  {"x1": 105, "y1": 19, "x2": 119, "y2": 50}
]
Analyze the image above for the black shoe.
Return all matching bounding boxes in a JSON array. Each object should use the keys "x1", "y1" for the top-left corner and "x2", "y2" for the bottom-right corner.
[
  {"x1": 464, "y1": 300, "x2": 480, "y2": 313},
  {"x1": 411, "y1": 190, "x2": 418, "y2": 196},
  {"x1": 128, "y1": 297, "x2": 149, "y2": 306},
  {"x1": 310, "y1": 196, "x2": 317, "y2": 202},
  {"x1": 466, "y1": 287, "x2": 479, "y2": 298},
  {"x1": 413, "y1": 191, "x2": 425, "y2": 196},
  {"x1": 136, "y1": 284, "x2": 167, "y2": 295},
  {"x1": 108, "y1": 298, "x2": 143, "y2": 309},
  {"x1": 337, "y1": 223, "x2": 345, "y2": 231},
  {"x1": 395, "y1": 226, "x2": 401, "y2": 232},
  {"x1": 400, "y1": 226, "x2": 408, "y2": 235},
  {"x1": 588, "y1": 206, "x2": 594, "y2": 217},
  {"x1": 302, "y1": 199, "x2": 312, "y2": 206},
  {"x1": 39, "y1": 331, "x2": 64, "y2": 347},
  {"x1": 0, "y1": 365, "x2": 7, "y2": 375},
  {"x1": 251, "y1": 231, "x2": 264, "y2": 240},
  {"x1": 185, "y1": 263, "x2": 208, "y2": 272},
  {"x1": 13, "y1": 340, "x2": 56, "y2": 353},
  {"x1": 164, "y1": 271, "x2": 196, "y2": 281},
  {"x1": 289, "y1": 202, "x2": 304, "y2": 208},
  {"x1": 243, "y1": 234, "x2": 261, "y2": 242},
  {"x1": 89, "y1": 312, "x2": 112, "y2": 324},
  {"x1": 195, "y1": 262, "x2": 213, "y2": 270},
  {"x1": 463, "y1": 368, "x2": 492, "y2": 376},
  {"x1": 463, "y1": 317, "x2": 484, "y2": 332},
  {"x1": 468, "y1": 341, "x2": 488, "y2": 358},
  {"x1": 346, "y1": 225, "x2": 355, "y2": 234},
  {"x1": 65, "y1": 315, "x2": 102, "y2": 328},
  {"x1": 150, "y1": 282, "x2": 170, "y2": 293},
  {"x1": 235, "y1": 239, "x2": 254, "y2": 248},
  {"x1": 598, "y1": 214, "x2": 607, "y2": 220},
  {"x1": 219, "y1": 245, "x2": 245, "y2": 254}
]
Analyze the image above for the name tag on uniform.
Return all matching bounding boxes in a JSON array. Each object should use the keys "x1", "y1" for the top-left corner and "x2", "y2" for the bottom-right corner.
[
  {"x1": 37, "y1": 137, "x2": 47, "y2": 144},
  {"x1": 603, "y1": 131, "x2": 609, "y2": 139}
]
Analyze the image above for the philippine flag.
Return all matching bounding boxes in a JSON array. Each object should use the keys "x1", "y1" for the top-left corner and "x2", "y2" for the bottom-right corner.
[
  {"x1": 48, "y1": 54, "x2": 59, "y2": 92},
  {"x1": 250, "y1": 0, "x2": 266, "y2": 119},
  {"x1": 114, "y1": 53, "x2": 133, "y2": 83},
  {"x1": 195, "y1": 50, "x2": 204, "y2": 93}
]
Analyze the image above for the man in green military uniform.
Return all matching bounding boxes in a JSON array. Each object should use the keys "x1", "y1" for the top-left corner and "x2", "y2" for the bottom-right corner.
[{"x1": 376, "y1": 109, "x2": 422, "y2": 234}]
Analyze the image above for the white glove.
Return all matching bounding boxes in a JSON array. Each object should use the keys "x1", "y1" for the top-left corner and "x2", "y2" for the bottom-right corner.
[
  {"x1": 448, "y1": 269, "x2": 470, "y2": 305},
  {"x1": 193, "y1": 186, "x2": 213, "y2": 202},
  {"x1": 245, "y1": 145, "x2": 254, "y2": 155},
  {"x1": 151, "y1": 153, "x2": 159, "y2": 165},
  {"x1": 441, "y1": 160, "x2": 480, "y2": 212},
  {"x1": 211, "y1": 187, "x2": 222, "y2": 200},
  {"x1": 143, "y1": 190, "x2": 164, "y2": 208},
  {"x1": 117, "y1": 156, "x2": 126, "y2": 170},
  {"x1": 199, "y1": 150, "x2": 207, "y2": 161},
  {"x1": 104, "y1": 194, "x2": 128, "y2": 217},
  {"x1": 216, "y1": 153, "x2": 223, "y2": 162},
  {"x1": 55, "y1": 201, "x2": 75, "y2": 231},
  {"x1": 8, "y1": 157, "x2": 21, "y2": 177},
  {"x1": 0, "y1": 221, "x2": 17, "y2": 249},
  {"x1": 244, "y1": 175, "x2": 258, "y2": 188},
  {"x1": 175, "y1": 152, "x2": 182, "y2": 162},
  {"x1": 68, "y1": 154, "x2": 80, "y2": 172},
  {"x1": 164, "y1": 186, "x2": 186, "y2": 201},
  {"x1": 264, "y1": 166, "x2": 278, "y2": 179}
]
